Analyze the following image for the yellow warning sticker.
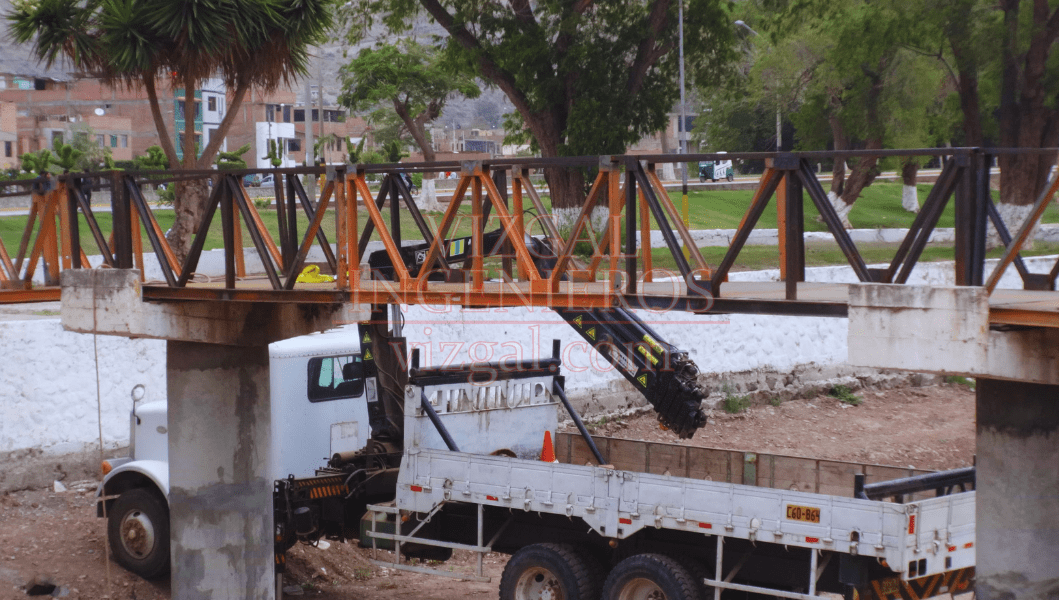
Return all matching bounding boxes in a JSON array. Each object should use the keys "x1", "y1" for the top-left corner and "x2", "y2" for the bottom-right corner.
[
  {"x1": 637, "y1": 374, "x2": 648, "y2": 387},
  {"x1": 643, "y1": 334, "x2": 665, "y2": 355},
  {"x1": 362, "y1": 332, "x2": 372, "y2": 343},
  {"x1": 364, "y1": 349, "x2": 374, "y2": 361},
  {"x1": 586, "y1": 327, "x2": 596, "y2": 340},
  {"x1": 573, "y1": 315, "x2": 583, "y2": 328},
  {"x1": 637, "y1": 346, "x2": 659, "y2": 365}
]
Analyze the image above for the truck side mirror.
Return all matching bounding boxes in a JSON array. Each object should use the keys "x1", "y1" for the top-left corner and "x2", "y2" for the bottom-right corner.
[{"x1": 342, "y1": 361, "x2": 365, "y2": 381}]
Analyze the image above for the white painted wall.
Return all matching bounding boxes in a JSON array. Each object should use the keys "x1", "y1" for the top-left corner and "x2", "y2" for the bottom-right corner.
[
  {"x1": 0, "y1": 319, "x2": 166, "y2": 455},
  {"x1": 2, "y1": 255, "x2": 1054, "y2": 462}
]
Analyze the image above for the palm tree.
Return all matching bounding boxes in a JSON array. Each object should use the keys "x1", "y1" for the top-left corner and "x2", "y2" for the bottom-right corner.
[{"x1": 7, "y1": 0, "x2": 334, "y2": 259}]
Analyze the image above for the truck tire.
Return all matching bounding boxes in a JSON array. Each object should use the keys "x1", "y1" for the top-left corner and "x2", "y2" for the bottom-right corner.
[
  {"x1": 107, "y1": 488, "x2": 170, "y2": 580},
  {"x1": 726, "y1": 173, "x2": 734, "y2": 182},
  {"x1": 499, "y1": 543, "x2": 601, "y2": 600},
  {"x1": 602, "y1": 553, "x2": 704, "y2": 600}
]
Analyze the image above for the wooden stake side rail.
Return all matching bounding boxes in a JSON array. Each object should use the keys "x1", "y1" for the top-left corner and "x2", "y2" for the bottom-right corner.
[{"x1": 4, "y1": 150, "x2": 1059, "y2": 327}]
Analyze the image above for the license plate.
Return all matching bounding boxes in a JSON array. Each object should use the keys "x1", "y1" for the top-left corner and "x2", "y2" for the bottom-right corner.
[{"x1": 785, "y1": 504, "x2": 821, "y2": 523}]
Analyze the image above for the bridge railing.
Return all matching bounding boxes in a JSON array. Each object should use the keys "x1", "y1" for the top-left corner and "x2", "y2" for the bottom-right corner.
[{"x1": 1, "y1": 148, "x2": 1056, "y2": 308}]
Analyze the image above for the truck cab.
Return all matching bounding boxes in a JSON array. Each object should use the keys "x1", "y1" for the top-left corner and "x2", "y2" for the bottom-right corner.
[{"x1": 97, "y1": 326, "x2": 370, "y2": 579}]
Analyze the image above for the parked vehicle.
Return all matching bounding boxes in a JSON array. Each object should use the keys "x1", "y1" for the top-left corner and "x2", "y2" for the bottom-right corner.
[
  {"x1": 97, "y1": 232, "x2": 977, "y2": 600},
  {"x1": 699, "y1": 153, "x2": 734, "y2": 183}
]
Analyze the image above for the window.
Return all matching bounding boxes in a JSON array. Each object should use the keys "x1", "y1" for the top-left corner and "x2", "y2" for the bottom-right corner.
[
  {"x1": 207, "y1": 96, "x2": 217, "y2": 112},
  {"x1": 3, "y1": 141, "x2": 11, "y2": 158},
  {"x1": 287, "y1": 138, "x2": 301, "y2": 152},
  {"x1": 96, "y1": 134, "x2": 105, "y2": 147},
  {"x1": 50, "y1": 131, "x2": 63, "y2": 148},
  {"x1": 311, "y1": 109, "x2": 319, "y2": 122},
  {"x1": 110, "y1": 135, "x2": 118, "y2": 148},
  {"x1": 282, "y1": 105, "x2": 291, "y2": 123},
  {"x1": 120, "y1": 135, "x2": 128, "y2": 148},
  {"x1": 176, "y1": 100, "x2": 185, "y2": 120},
  {"x1": 266, "y1": 104, "x2": 276, "y2": 122},
  {"x1": 307, "y1": 355, "x2": 364, "y2": 402},
  {"x1": 0, "y1": 76, "x2": 6, "y2": 90},
  {"x1": 294, "y1": 109, "x2": 305, "y2": 122}
]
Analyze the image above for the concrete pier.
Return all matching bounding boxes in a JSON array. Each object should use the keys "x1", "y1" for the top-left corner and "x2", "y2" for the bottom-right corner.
[
  {"x1": 167, "y1": 341, "x2": 274, "y2": 599},
  {"x1": 61, "y1": 269, "x2": 369, "y2": 599},
  {"x1": 976, "y1": 379, "x2": 1059, "y2": 600}
]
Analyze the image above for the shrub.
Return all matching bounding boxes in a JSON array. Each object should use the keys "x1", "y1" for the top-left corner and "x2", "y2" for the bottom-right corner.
[{"x1": 828, "y1": 385, "x2": 862, "y2": 406}]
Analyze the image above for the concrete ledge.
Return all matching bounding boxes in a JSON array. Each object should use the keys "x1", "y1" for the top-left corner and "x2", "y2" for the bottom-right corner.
[
  {"x1": 61, "y1": 269, "x2": 371, "y2": 345},
  {"x1": 848, "y1": 284, "x2": 1059, "y2": 385}
]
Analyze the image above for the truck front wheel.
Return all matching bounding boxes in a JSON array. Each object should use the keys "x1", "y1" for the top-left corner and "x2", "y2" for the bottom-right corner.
[
  {"x1": 107, "y1": 488, "x2": 170, "y2": 580},
  {"x1": 602, "y1": 553, "x2": 704, "y2": 600},
  {"x1": 499, "y1": 543, "x2": 601, "y2": 600}
]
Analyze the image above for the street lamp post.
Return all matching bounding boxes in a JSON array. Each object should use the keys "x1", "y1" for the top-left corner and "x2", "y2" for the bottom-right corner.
[{"x1": 678, "y1": 0, "x2": 690, "y2": 257}]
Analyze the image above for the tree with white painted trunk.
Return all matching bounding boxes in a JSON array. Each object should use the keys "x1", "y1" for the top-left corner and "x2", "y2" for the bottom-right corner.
[{"x1": 908, "y1": 0, "x2": 1059, "y2": 245}]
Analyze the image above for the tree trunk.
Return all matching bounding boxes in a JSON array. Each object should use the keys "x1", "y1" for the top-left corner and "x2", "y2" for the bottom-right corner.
[
  {"x1": 901, "y1": 160, "x2": 919, "y2": 213},
  {"x1": 991, "y1": 0, "x2": 1059, "y2": 247},
  {"x1": 545, "y1": 167, "x2": 588, "y2": 230},
  {"x1": 169, "y1": 179, "x2": 210, "y2": 264},
  {"x1": 832, "y1": 150, "x2": 881, "y2": 229}
]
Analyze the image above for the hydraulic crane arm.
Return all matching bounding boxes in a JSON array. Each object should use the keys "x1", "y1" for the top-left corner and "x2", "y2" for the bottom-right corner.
[{"x1": 364, "y1": 227, "x2": 708, "y2": 438}]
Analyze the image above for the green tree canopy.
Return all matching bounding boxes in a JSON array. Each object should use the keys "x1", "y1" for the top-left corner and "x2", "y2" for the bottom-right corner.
[
  {"x1": 340, "y1": 0, "x2": 736, "y2": 207},
  {"x1": 7, "y1": 0, "x2": 334, "y2": 257},
  {"x1": 339, "y1": 40, "x2": 479, "y2": 167}
]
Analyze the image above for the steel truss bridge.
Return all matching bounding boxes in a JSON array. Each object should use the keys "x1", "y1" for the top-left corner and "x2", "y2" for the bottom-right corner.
[{"x1": 1, "y1": 148, "x2": 1057, "y2": 327}]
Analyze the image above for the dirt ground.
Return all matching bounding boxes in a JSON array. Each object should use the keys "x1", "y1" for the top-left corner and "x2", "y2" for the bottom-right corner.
[{"x1": 0, "y1": 382, "x2": 976, "y2": 600}]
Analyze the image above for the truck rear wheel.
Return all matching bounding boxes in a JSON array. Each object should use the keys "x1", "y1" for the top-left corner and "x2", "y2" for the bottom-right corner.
[
  {"x1": 499, "y1": 543, "x2": 600, "y2": 600},
  {"x1": 602, "y1": 553, "x2": 704, "y2": 600},
  {"x1": 107, "y1": 488, "x2": 170, "y2": 580}
]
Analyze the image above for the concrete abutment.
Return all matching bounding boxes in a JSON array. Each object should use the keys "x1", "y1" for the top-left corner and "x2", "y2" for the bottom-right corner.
[{"x1": 848, "y1": 284, "x2": 1059, "y2": 599}]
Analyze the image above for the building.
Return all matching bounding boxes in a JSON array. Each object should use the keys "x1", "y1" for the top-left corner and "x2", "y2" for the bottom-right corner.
[
  {"x1": 0, "y1": 100, "x2": 16, "y2": 170},
  {"x1": 175, "y1": 78, "x2": 228, "y2": 161},
  {"x1": 226, "y1": 85, "x2": 370, "y2": 169}
]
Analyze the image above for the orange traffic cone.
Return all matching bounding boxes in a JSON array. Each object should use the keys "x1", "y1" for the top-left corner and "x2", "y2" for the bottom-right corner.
[{"x1": 540, "y1": 430, "x2": 557, "y2": 463}]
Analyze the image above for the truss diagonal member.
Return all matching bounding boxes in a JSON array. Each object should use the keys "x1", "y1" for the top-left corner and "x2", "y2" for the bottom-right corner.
[
  {"x1": 883, "y1": 160, "x2": 959, "y2": 283},
  {"x1": 291, "y1": 174, "x2": 338, "y2": 274},
  {"x1": 177, "y1": 178, "x2": 226, "y2": 287},
  {"x1": 14, "y1": 194, "x2": 41, "y2": 275},
  {"x1": 357, "y1": 176, "x2": 391, "y2": 259},
  {"x1": 710, "y1": 168, "x2": 782, "y2": 292},
  {"x1": 893, "y1": 163, "x2": 959, "y2": 284},
  {"x1": 414, "y1": 176, "x2": 472, "y2": 288},
  {"x1": 634, "y1": 167, "x2": 696, "y2": 282},
  {"x1": 517, "y1": 173, "x2": 567, "y2": 251},
  {"x1": 0, "y1": 237, "x2": 14, "y2": 281},
  {"x1": 549, "y1": 171, "x2": 608, "y2": 287},
  {"x1": 68, "y1": 181, "x2": 114, "y2": 268},
  {"x1": 985, "y1": 196, "x2": 1030, "y2": 280},
  {"x1": 22, "y1": 190, "x2": 61, "y2": 286},
  {"x1": 795, "y1": 160, "x2": 872, "y2": 282},
  {"x1": 228, "y1": 176, "x2": 282, "y2": 289},
  {"x1": 125, "y1": 177, "x2": 179, "y2": 286},
  {"x1": 986, "y1": 167, "x2": 1059, "y2": 294},
  {"x1": 355, "y1": 175, "x2": 411, "y2": 286},
  {"x1": 480, "y1": 174, "x2": 542, "y2": 282},
  {"x1": 643, "y1": 168, "x2": 712, "y2": 277},
  {"x1": 232, "y1": 176, "x2": 283, "y2": 269},
  {"x1": 283, "y1": 178, "x2": 335, "y2": 290},
  {"x1": 335, "y1": 170, "x2": 352, "y2": 290}
]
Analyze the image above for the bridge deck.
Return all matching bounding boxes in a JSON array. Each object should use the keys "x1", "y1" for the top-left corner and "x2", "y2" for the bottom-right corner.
[{"x1": 138, "y1": 279, "x2": 1059, "y2": 327}]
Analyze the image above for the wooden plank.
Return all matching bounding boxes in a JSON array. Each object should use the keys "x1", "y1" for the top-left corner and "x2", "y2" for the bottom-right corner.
[
  {"x1": 607, "y1": 438, "x2": 647, "y2": 472},
  {"x1": 555, "y1": 432, "x2": 573, "y2": 464},
  {"x1": 817, "y1": 460, "x2": 864, "y2": 498},
  {"x1": 566, "y1": 434, "x2": 600, "y2": 466},
  {"x1": 687, "y1": 447, "x2": 739, "y2": 483},
  {"x1": 643, "y1": 442, "x2": 687, "y2": 476},
  {"x1": 769, "y1": 455, "x2": 819, "y2": 493}
]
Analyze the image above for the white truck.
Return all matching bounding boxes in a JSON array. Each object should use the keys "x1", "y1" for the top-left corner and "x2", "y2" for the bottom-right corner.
[{"x1": 98, "y1": 322, "x2": 976, "y2": 600}]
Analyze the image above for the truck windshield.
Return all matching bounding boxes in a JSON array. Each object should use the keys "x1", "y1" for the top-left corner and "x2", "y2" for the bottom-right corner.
[{"x1": 307, "y1": 355, "x2": 364, "y2": 402}]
